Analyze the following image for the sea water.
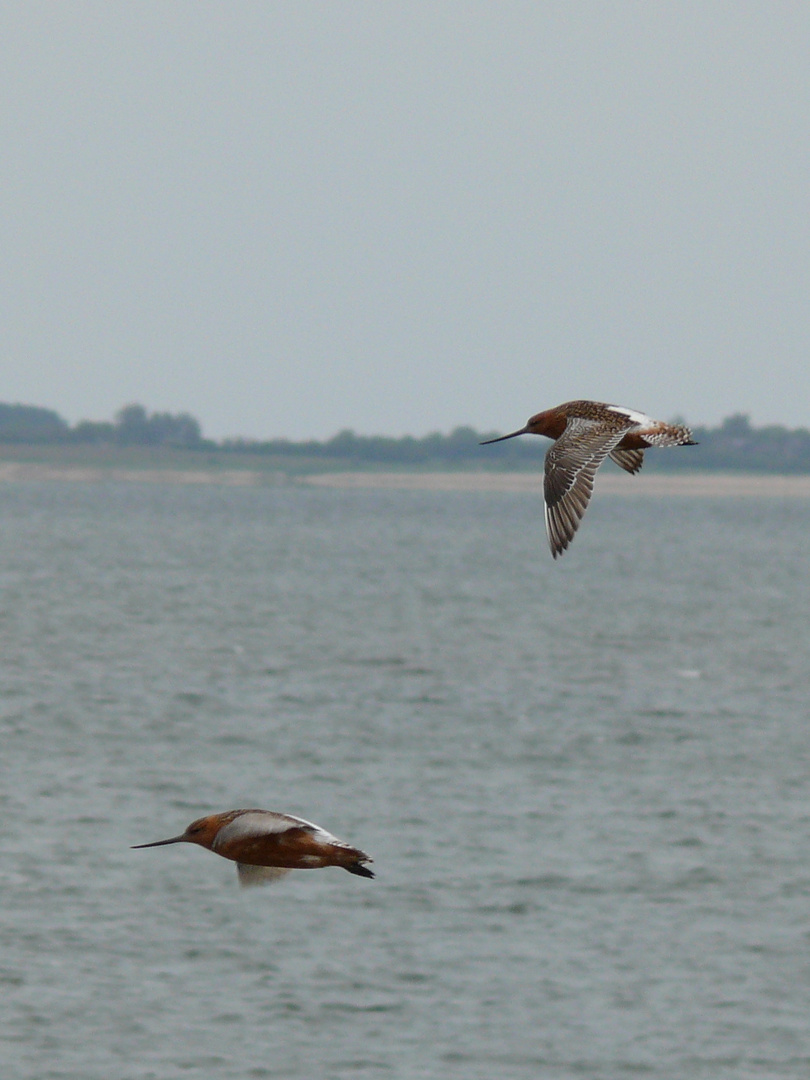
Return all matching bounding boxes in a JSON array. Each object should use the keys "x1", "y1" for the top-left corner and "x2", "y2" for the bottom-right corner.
[{"x1": 1, "y1": 480, "x2": 809, "y2": 1079}]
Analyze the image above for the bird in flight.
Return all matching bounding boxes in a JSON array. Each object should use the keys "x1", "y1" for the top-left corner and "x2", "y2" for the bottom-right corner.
[
  {"x1": 481, "y1": 400, "x2": 696, "y2": 558},
  {"x1": 133, "y1": 808, "x2": 374, "y2": 886}
]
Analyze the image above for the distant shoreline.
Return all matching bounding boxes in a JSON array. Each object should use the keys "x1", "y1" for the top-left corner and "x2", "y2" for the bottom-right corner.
[
  {"x1": 0, "y1": 462, "x2": 262, "y2": 486},
  {"x1": 301, "y1": 472, "x2": 810, "y2": 496},
  {"x1": 2, "y1": 461, "x2": 810, "y2": 496}
]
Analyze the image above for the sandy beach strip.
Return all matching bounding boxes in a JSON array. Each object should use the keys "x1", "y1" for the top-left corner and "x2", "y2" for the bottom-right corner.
[
  {"x1": 301, "y1": 471, "x2": 810, "y2": 497},
  {"x1": 2, "y1": 461, "x2": 810, "y2": 496},
  {"x1": 0, "y1": 462, "x2": 264, "y2": 485}
]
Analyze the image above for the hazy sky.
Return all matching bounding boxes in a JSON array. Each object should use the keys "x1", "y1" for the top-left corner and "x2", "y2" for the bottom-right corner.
[{"x1": 2, "y1": 4, "x2": 809, "y2": 440}]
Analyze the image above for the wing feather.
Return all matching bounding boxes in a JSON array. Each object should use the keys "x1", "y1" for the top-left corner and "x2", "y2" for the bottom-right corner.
[
  {"x1": 609, "y1": 447, "x2": 645, "y2": 475},
  {"x1": 543, "y1": 419, "x2": 628, "y2": 557}
]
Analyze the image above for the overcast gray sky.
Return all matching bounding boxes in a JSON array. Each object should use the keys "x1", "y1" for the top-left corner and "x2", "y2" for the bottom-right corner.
[{"x1": 1, "y1": 3, "x2": 808, "y2": 440}]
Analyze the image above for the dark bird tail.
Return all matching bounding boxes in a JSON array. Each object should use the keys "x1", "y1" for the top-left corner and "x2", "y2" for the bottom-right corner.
[
  {"x1": 346, "y1": 862, "x2": 375, "y2": 879},
  {"x1": 339, "y1": 846, "x2": 374, "y2": 878}
]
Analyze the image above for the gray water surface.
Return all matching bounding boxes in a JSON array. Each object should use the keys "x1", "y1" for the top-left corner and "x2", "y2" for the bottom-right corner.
[{"x1": 1, "y1": 481, "x2": 809, "y2": 1079}]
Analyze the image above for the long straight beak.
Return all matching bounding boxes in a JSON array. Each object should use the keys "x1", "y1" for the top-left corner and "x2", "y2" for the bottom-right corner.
[
  {"x1": 131, "y1": 835, "x2": 186, "y2": 848},
  {"x1": 480, "y1": 426, "x2": 529, "y2": 445}
]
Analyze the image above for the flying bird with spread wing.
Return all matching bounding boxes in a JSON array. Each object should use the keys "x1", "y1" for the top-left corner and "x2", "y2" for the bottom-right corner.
[{"x1": 481, "y1": 399, "x2": 696, "y2": 558}]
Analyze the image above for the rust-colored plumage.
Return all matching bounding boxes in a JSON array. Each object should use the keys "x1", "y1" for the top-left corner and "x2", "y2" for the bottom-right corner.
[
  {"x1": 482, "y1": 400, "x2": 696, "y2": 557},
  {"x1": 133, "y1": 808, "x2": 374, "y2": 887}
]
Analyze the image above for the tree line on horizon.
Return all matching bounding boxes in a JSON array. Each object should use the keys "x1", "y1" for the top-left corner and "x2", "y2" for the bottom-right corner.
[
  {"x1": 0, "y1": 403, "x2": 204, "y2": 449},
  {"x1": 2, "y1": 400, "x2": 810, "y2": 472}
]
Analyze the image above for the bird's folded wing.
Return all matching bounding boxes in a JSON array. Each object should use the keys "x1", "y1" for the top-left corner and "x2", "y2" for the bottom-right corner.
[
  {"x1": 236, "y1": 863, "x2": 293, "y2": 887},
  {"x1": 544, "y1": 421, "x2": 627, "y2": 558}
]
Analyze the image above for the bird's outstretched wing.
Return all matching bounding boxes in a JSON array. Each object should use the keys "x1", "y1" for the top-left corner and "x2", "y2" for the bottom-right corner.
[
  {"x1": 544, "y1": 419, "x2": 628, "y2": 558},
  {"x1": 609, "y1": 447, "x2": 644, "y2": 475},
  {"x1": 236, "y1": 863, "x2": 293, "y2": 887}
]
